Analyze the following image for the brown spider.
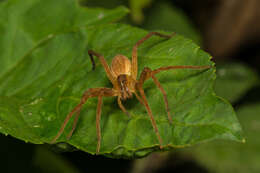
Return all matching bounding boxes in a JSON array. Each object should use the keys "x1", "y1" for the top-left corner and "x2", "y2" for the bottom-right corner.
[{"x1": 51, "y1": 32, "x2": 211, "y2": 153}]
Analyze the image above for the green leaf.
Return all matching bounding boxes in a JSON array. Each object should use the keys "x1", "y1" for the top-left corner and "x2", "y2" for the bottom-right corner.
[
  {"x1": 142, "y1": 1, "x2": 201, "y2": 45},
  {"x1": 215, "y1": 62, "x2": 259, "y2": 103},
  {"x1": 0, "y1": 0, "x2": 128, "y2": 76},
  {"x1": 185, "y1": 103, "x2": 260, "y2": 173},
  {"x1": 0, "y1": 21, "x2": 243, "y2": 158}
]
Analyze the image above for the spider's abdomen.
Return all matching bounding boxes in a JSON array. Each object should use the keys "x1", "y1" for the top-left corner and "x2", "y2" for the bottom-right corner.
[{"x1": 111, "y1": 55, "x2": 131, "y2": 78}]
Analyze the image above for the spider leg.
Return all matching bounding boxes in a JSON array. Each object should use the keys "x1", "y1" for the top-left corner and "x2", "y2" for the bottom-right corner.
[
  {"x1": 136, "y1": 83, "x2": 164, "y2": 149},
  {"x1": 66, "y1": 107, "x2": 81, "y2": 140},
  {"x1": 96, "y1": 95, "x2": 103, "y2": 154},
  {"x1": 117, "y1": 97, "x2": 130, "y2": 117},
  {"x1": 139, "y1": 67, "x2": 172, "y2": 123},
  {"x1": 131, "y1": 32, "x2": 175, "y2": 79},
  {"x1": 51, "y1": 88, "x2": 118, "y2": 147},
  {"x1": 152, "y1": 65, "x2": 212, "y2": 75},
  {"x1": 151, "y1": 75, "x2": 172, "y2": 123},
  {"x1": 137, "y1": 65, "x2": 212, "y2": 125},
  {"x1": 134, "y1": 92, "x2": 145, "y2": 105},
  {"x1": 51, "y1": 92, "x2": 89, "y2": 144},
  {"x1": 88, "y1": 50, "x2": 117, "y2": 87},
  {"x1": 136, "y1": 65, "x2": 212, "y2": 148}
]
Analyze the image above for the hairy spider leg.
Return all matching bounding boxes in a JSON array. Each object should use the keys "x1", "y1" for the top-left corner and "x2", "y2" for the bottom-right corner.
[
  {"x1": 152, "y1": 65, "x2": 212, "y2": 75},
  {"x1": 136, "y1": 65, "x2": 212, "y2": 148},
  {"x1": 51, "y1": 88, "x2": 117, "y2": 146},
  {"x1": 66, "y1": 106, "x2": 81, "y2": 140},
  {"x1": 131, "y1": 32, "x2": 175, "y2": 80},
  {"x1": 96, "y1": 95, "x2": 103, "y2": 153},
  {"x1": 88, "y1": 50, "x2": 117, "y2": 87},
  {"x1": 51, "y1": 90, "x2": 89, "y2": 143},
  {"x1": 133, "y1": 92, "x2": 145, "y2": 105},
  {"x1": 137, "y1": 82, "x2": 164, "y2": 149},
  {"x1": 140, "y1": 65, "x2": 212, "y2": 121},
  {"x1": 117, "y1": 97, "x2": 131, "y2": 117},
  {"x1": 139, "y1": 67, "x2": 173, "y2": 123}
]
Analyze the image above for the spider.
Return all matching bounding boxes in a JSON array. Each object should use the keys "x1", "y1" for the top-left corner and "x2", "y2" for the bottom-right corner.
[{"x1": 51, "y1": 32, "x2": 211, "y2": 153}]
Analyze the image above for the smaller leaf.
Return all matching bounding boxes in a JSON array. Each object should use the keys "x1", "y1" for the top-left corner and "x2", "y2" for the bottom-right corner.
[{"x1": 215, "y1": 62, "x2": 259, "y2": 103}]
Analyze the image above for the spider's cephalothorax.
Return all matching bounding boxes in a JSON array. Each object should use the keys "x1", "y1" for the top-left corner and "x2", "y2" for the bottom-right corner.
[{"x1": 51, "y1": 32, "x2": 212, "y2": 154}]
